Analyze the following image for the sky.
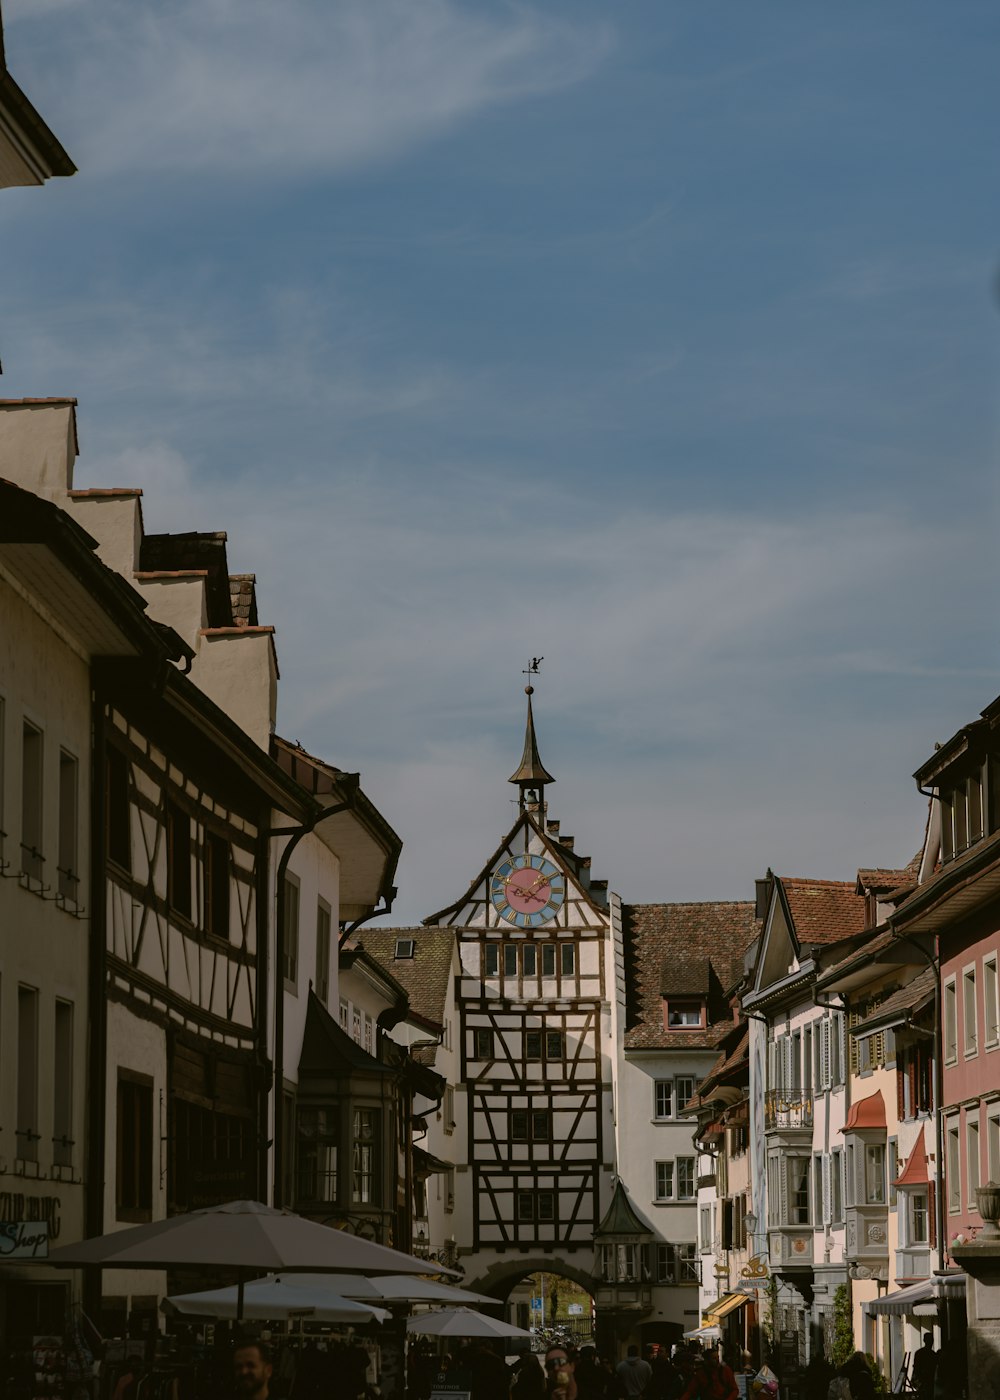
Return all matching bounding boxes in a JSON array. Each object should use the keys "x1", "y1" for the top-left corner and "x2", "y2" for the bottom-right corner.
[{"x1": 2, "y1": 0, "x2": 1000, "y2": 923}]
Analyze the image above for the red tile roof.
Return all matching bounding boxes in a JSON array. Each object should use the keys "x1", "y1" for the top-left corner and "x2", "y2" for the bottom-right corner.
[
  {"x1": 622, "y1": 902, "x2": 759, "y2": 1051},
  {"x1": 358, "y1": 927, "x2": 456, "y2": 1031},
  {"x1": 896, "y1": 1133, "x2": 930, "y2": 1187},
  {"x1": 782, "y1": 877, "x2": 867, "y2": 945}
]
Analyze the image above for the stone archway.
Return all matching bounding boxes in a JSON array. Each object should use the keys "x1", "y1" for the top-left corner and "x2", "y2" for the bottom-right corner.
[{"x1": 466, "y1": 1255, "x2": 599, "y2": 1301}]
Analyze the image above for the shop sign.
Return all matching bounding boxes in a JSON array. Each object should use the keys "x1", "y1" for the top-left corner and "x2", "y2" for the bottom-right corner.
[
  {"x1": 0, "y1": 1220, "x2": 49, "y2": 1259},
  {"x1": 0, "y1": 1193, "x2": 61, "y2": 1238}
]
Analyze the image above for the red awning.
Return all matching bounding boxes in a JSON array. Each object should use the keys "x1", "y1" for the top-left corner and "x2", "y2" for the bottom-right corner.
[
  {"x1": 895, "y1": 1133, "x2": 930, "y2": 1187},
  {"x1": 842, "y1": 1091, "x2": 886, "y2": 1133}
]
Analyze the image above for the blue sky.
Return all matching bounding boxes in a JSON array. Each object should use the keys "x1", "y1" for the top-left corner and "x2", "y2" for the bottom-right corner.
[{"x1": 3, "y1": 0, "x2": 1000, "y2": 921}]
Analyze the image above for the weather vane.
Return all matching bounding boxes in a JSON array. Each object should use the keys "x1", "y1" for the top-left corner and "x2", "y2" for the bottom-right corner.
[{"x1": 522, "y1": 657, "x2": 543, "y2": 676}]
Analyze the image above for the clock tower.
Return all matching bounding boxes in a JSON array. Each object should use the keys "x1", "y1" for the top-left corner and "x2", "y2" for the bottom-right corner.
[{"x1": 421, "y1": 689, "x2": 616, "y2": 1281}]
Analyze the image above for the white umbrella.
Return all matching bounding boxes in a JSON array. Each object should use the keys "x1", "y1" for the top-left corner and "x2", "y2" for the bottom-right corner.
[
  {"x1": 406, "y1": 1307, "x2": 531, "y2": 1339},
  {"x1": 312, "y1": 1274, "x2": 496, "y2": 1305},
  {"x1": 163, "y1": 1275, "x2": 389, "y2": 1324}
]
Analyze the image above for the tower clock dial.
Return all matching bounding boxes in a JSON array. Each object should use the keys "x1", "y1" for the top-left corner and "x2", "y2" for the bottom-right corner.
[{"x1": 491, "y1": 853, "x2": 564, "y2": 927}]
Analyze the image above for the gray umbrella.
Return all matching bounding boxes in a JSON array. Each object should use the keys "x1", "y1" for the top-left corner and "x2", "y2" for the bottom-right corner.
[
  {"x1": 286, "y1": 1273, "x2": 496, "y2": 1305},
  {"x1": 406, "y1": 1307, "x2": 532, "y2": 1338},
  {"x1": 46, "y1": 1200, "x2": 452, "y2": 1318}
]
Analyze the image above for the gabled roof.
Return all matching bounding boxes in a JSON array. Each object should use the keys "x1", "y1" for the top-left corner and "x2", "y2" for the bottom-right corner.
[
  {"x1": 896, "y1": 1133, "x2": 930, "y2": 1188},
  {"x1": 622, "y1": 901, "x2": 758, "y2": 1051},
  {"x1": 781, "y1": 877, "x2": 867, "y2": 946},
  {"x1": 0, "y1": 22, "x2": 76, "y2": 187},
  {"x1": 848, "y1": 967, "x2": 936, "y2": 1035},
  {"x1": 356, "y1": 927, "x2": 455, "y2": 1032}
]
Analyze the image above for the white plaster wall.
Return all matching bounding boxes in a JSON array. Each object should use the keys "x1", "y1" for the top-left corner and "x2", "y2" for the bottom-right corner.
[
  {"x1": 194, "y1": 632, "x2": 277, "y2": 749},
  {"x1": 0, "y1": 402, "x2": 75, "y2": 500},
  {"x1": 0, "y1": 571, "x2": 91, "y2": 1266},
  {"x1": 66, "y1": 496, "x2": 144, "y2": 579},
  {"x1": 132, "y1": 576, "x2": 208, "y2": 649},
  {"x1": 277, "y1": 825, "x2": 341, "y2": 1083}
]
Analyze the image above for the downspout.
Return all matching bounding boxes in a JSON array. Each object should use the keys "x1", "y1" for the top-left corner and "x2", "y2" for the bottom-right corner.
[
  {"x1": 85, "y1": 682, "x2": 108, "y2": 1317},
  {"x1": 268, "y1": 777, "x2": 359, "y2": 1208}
]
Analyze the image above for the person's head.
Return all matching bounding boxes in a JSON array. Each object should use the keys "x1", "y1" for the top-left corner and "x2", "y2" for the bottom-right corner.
[
  {"x1": 703, "y1": 1348, "x2": 719, "y2": 1368},
  {"x1": 233, "y1": 1342, "x2": 272, "y2": 1399},
  {"x1": 923, "y1": 1333, "x2": 934, "y2": 1348},
  {"x1": 626, "y1": 1345, "x2": 639, "y2": 1359},
  {"x1": 545, "y1": 1346, "x2": 572, "y2": 1375}
]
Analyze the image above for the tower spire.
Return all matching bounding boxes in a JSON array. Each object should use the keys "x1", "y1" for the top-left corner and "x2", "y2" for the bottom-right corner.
[{"x1": 509, "y1": 684, "x2": 555, "y2": 811}]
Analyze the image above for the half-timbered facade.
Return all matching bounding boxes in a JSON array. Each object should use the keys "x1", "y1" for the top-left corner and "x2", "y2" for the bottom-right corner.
[{"x1": 420, "y1": 691, "x2": 615, "y2": 1296}]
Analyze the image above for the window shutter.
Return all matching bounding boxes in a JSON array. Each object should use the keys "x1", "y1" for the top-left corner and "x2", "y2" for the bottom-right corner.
[
  {"x1": 821, "y1": 1020, "x2": 831, "y2": 1090},
  {"x1": 722, "y1": 1200, "x2": 734, "y2": 1250},
  {"x1": 849, "y1": 1009, "x2": 860, "y2": 1076},
  {"x1": 928, "y1": 1180, "x2": 937, "y2": 1248},
  {"x1": 897, "y1": 1064, "x2": 906, "y2": 1121},
  {"x1": 783, "y1": 1037, "x2": 794, "y2": 1092},
  {"x1": 768, "y1": 1040, "x2": 777, "y2": 1092},
  {"x1": 823, "y1": 1154, "x2": 832, "y2": 1226}
]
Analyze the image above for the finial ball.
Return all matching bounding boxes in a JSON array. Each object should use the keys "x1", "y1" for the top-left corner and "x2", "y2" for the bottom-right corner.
[{"x1": 524, "y1": 685, "x2": 534, "y2": 696}]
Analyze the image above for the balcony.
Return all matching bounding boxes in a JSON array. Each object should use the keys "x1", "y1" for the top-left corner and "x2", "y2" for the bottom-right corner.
[
  {"x1": 845, "y1": 1206, "x2": 889, "y2": 1281},
  {"x1": 767, "y1": 1226, "x2": 813, "y2": 1270},
  {"x1": 593, "y1": 1281, "x2": 652, "y2": 1315},
  {"x1": 764, "y1": 1090, "x2": 813, "y2": 1135},
  {"x1": 895, "y1": 1247, "x2": 931, "y2": 1282}
]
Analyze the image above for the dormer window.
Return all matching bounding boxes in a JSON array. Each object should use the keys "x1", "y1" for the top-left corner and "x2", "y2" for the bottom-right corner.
[
  {"x1": 394, "y1": 938, "x2": 415, "y2": 960},
  {"x1": 664, "y1": 999, "x2": 705, "y2": 1030},
  {"x1": 940, "y1": 759, "x2": 987, "y2": 862}
]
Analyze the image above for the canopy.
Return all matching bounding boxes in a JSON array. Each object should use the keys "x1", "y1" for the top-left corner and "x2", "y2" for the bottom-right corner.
[
  {"x1": 705, "y1": 1292, "x2": 749, "y2": 1323},
  {"x1": 163, "y1": 1276, "x2": 389, "y2": 1324},
  {"x1": 865, "y1": 1275, "x2": 965, "y2": 1318},
  {"x1": 406, "y1": 1307, "x2": 531, "y2": 1339},
  {"x1": 683, "y1": 1325, "x2": 721, "y2": 1342},
  {"x1": 299, "y1": 1274, "x2": 496, "y2": 1305},
  {"x1": 45, "y1": 1200, "x2": 444, "y2": 1277}
]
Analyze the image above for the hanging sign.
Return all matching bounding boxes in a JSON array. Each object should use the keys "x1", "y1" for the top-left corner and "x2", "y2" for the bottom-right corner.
[{"x1": 0, "y1": 1221, "x2": 49, "y2": 1259}]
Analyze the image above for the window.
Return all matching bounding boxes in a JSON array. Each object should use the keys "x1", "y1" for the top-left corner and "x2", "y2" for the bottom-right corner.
[
  {"x1": 394, "y1": 938, "x2": 415, "y2": 959},
  {"x1": 352, "y1": 1109, "x2": 380, "y2": 1204},
  {"x1": 16, "y1": 985, "x2": 39, "y2": 1163},
  {"x1": 504, "y1": 945, "x2": 518, "y2": 978},
  {"x1": 864, "y1": 1143, "x2": 886, "y2": 1205},
  {"x1": 526, "y1": 1031, "x2": 542, "y2": 1060},
  {"x1": 542, "y1": 945, "x2": 556, "y2": 977},
  {"x1": 297, "y1": 1106, "x2": 338, "y2": 1203},
  {"x1": 985, "y1": 955, "x2": 999, "y2": 1049},
  {"x1": 943, "y1": 978, "x2": 958, "y2": 1064},
  {"x1": 545, "y1": 1029, "x2": 565, "y2": 1060},
  {"x1": 282, "y1": 875, "x2": 299, "y2": 988},
  {"x1": 364, "y1": 1014, "x2": 373, "y2": 1055},
  {"x1": 165, "y1": 800, "x2": 191, "y2": 918},
  {"x1": 512, "y1": 1109, "x2": 551, "y2": 1141},
  {"x1": 968, "y1": 1119, "x2": 981, "y2": 1209},
  {"x1": 474, "y1": 1028, "x2": 494, "y2": 1059},
  {"x1": 57, "y1": 750, "x2": 79, "y2": 904},
  {"x1": 947, "y1": 1124, "x2": 961, "y2": 1212},
  {"x1": 517, "y1": 1191, "x2": 554, "y2": 1223},
  {"x1": 20, "y1": 721, "x2": 43, "y2": 884},
  {"x1": 316, "y1": 902, "x2": 331, "y2": 1002},
  {"x1": 676, "y1": 1076, "x2": 695, "y2": 1110},
  {"x1": 53, "y1": 1000, "x2": 74, "y2": 1169},
  {"x1": 964, "y1": 966, "x2": 978, "y2": 1056},
  {"x1": 787, "y1": 1156, "x2": 810, "y2": 1224},
  {"x1": 443, "y1": 1085, "x2": 455, "y2": 1132},
  {"x1": 204, "y1": 831, "x2": 230, "y2": 939},
  {"x1": 657, "y1": 1243, "x2": 698, "y2": 1284},
  {"x1": 352, "y1": 1006, "x2": 362, "y2": 1043},
  {"x1": 655, "y1": 1158, "x2": 695, "y2": 1201},
  {"x1": 116, "y1": 1072, "x2": 153, "y2": 1221},
  {"x1": 699, "y1": 1205, "x2": 712, "y2": 1251},
  {"x1": 655, "y1": 1161, "x2": 674, "y2": 1201},
  {"x1": 678, "y1": 1157, "x2": 695, "y2": 1199},
  {"x1": 831, "y1": 1148, "x2": 843, "y2": 1222},
  {"x1": 888, "y1": 1138, "x2": 899, "y2": 1207},
  {"x1": 484, "y1": 944, "x2": 499, "y2": 978},
  {"x1": 813, "y1": 1154, "x2": 824, "y2": 1227},
  {"x1": 654, "y1": 1081, "x2": 673, "y2": 1119},
  {"x1": 522, "y1": 944, "x2": 537, "y2": 976},
  {"x1": 106, "y1": 744, "x2": 131, "y2": 871},
  {"x1": 339, "y1": 999, "x2": 349, "y2": 1030},
  {"x1": 666, "y1": 1001, "x2": 703, "y2": 1028},
  {"x1": 561, "y1": 943, "x2": 575, "y2": 976},
  {"x1": 908, "y1": 1191, "x2": 929, "y2": 1246},
  {"x1": 989, "y1": 1113, "x2": 1000, "y2": 1184}
]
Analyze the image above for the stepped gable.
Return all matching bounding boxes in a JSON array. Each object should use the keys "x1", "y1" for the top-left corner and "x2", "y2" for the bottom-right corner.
[
  {"x1": 622, "y1": 901, "x2": 758, "y2": 1051},
  {"x1": 543, "y1": 817, "x2": 609, "y2": 909},
  {"x1": 781, "y1": 876, "x2": 867, "y2": 945},
  {"x1": 357, "y1": 927, "x2": 455, "y2": 1033},
  {"x1": 140, "y1": 529, "x2": 235, "y2": 626}
]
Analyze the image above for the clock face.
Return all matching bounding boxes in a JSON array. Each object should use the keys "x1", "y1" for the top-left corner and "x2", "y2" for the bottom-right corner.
[{"x1": 491, "y1": 854, "x2": 565, "y2": 927}]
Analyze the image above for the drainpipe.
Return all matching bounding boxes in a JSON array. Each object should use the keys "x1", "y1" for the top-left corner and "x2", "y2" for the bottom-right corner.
[
  {"x1": 268, "y1": 777, "x2": 359, "y2": 1208},
  {"x1": 84, "y1": 684, "x2": 108, "y2": 1320}
]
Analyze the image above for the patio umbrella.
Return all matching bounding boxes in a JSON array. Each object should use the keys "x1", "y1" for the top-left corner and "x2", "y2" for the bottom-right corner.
[
  {"x1": 313, "y1": 1274, "x2": 496, "y2": 1305},
  {"x1": 163, "y1": 1275, "x2": 389, "y2": 1324},
  {"x1": 45, "y1": 1200, "x2": 452, "y2": 1320},
  {"x1": 406, "y1": 1307, "x2": 531, "y2": 1339}
]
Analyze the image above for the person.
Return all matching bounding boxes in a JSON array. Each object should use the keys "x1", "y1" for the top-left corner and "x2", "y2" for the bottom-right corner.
[
  {"x1": 615, "y1": 1346, "x2": 652, "y2": 1399},
  {"x1": 645, "y1": 1348, "x2": 681, "y2": 1400},
  {"x1": 512, "y1": 1349, "x2": 546, "y2": 1400},
  {"x1": 233, "y1": 1341, "x2": 273, "y2": 1400},
  {"x1": 545, "y1": 1344, "x2": 578, "y2": 1400},
  {"x1": 470, "y1": 1339, "x2": 510, "y2": 1400},
  {"x1": 679, "y1": 1346, "x2": 738, "y2": 1400},
  {"x1": 834, "y1": 1352, "x2": 876, "y2": 1400},
  {"x1": 911, "y1": 1333, "x2": 937, "y2": 1399}
]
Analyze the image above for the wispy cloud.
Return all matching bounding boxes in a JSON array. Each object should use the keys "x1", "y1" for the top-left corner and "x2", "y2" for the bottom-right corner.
[{"x1": 8, "y1": 0, "x2": 612, "y2": 178}]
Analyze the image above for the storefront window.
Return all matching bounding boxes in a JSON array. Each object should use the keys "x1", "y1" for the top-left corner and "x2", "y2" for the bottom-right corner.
[{"x1": 352, "y1": 1108, "x2": 380, "y2": 1204}]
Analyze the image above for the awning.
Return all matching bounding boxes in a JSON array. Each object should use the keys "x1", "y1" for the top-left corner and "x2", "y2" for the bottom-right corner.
[
  {"x1": 706, "y1": 1292, "x2": 750, "y2": 1323},
  {"x1": 865, "y1": 1274, "x2": 965, "y2": 1318}
]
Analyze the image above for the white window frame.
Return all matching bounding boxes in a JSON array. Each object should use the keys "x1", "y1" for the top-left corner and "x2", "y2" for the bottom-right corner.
[
  {"x1": 654, "y1": 1080, "x2": 673, "y2": 1120},
  {"x1": 947, "y1": 1122, "x2": 961, "y2": 1213},
  {"x1": 943, "y1": 976, "x2": 958, "y2": 1065},
  {"x1": 984, "y1": 954, "x2": 1000, "y2": 1051},
  {"x1": 989, "y1": 1108, "x2": 1000, "y2": 1184},
  {"x1": 654, "y1": 1160, "x2": 674, "y2": 1202},
  {"x1": 964, "y1": 962, "x2": 978, "y2": 1058},
  {"x1": 967, "y1": 1116, "x2": 981, "y2": 1212}
]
